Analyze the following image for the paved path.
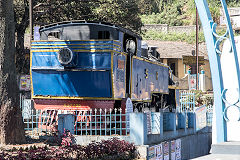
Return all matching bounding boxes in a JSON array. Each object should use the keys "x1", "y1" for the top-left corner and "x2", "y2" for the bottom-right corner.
[{"x1": 192, "y1": 154, "x2": 240, "y2": 160}]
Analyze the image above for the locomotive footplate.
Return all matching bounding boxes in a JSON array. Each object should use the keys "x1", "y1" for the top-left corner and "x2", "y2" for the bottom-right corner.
[{"x1": 34, "y1": 99, "x2": 115, "y2": 110}]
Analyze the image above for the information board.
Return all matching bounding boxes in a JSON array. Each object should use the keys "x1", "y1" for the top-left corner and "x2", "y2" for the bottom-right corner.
[
  {"x1": 171, "y1": 140, "x2": 176, "y2": 160},
  {"x1": 19, "y1": 75, "x2": 31, "y2": 91},
  {"x1": 163, "y1": 142, "x2": 169, "y2": 160},
  {"x1": 195, "y1": 105, "x2": 207, "y2": 131},
  {"x1": 126, "y1": 98, "x2": 133, "y2": 130},
  {"x1": 155, "y1": 143, "x2": 163, "y2": 160},
  {"x1": 149, "y1": 146, "x2": 155, "y2": 160},
  {"x1": 175, "y1": 139, "x2": 181, "y2": 160},
  {"x1": 188, "y1": 74, "x2": 196, "y2": 90}
]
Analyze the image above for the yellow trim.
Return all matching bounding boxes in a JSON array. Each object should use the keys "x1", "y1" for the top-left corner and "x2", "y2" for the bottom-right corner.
[
  {"x1": 131, "y1": 99, "x2": 152, "y2": 102},
  {"x1": 32, "y1": 95, "x2": 121, "y2": 100},
  {"x1": 31, "y1": 49, "x2": 125, "y2": 57},
  {"x1": 32, "y1": 39, "x2": 115, "y2": 42},
  {"x1": 31, "y1": 46, "x2": 121, "y2": 51},
  {"x1": 168, "y1": 85, "x2": 180, "y2": 89},
  {"x1": 32, "y1": 43, "x2": 112, "y2": 46},
  {"x1": 111, "y1": 52, "x2": 114, "y2": 98},
  {"x1": 130, "y1": 56, "x2": 133, "y2": 98},
  {"x1": 125, "y1": 54, "x2": 127, "y2": 98},
  {"x1": 31, "y1": 43, "x2": 121, "y2": 48},
  {"x1": 31, "y1": 49, "x2": 114, "y2": 53},
  {"x1": 30, "y1": 50, "x2": 34, "y2": 99},
  {"x1": 133, "y1": 56, "x2": 168, "y2": 68},
  {"x1": 132, "y1": 90, "x2": 169, "y2": 102},
  {"x1": 113, "y1": 40, "x2": 121, "y2": 43},
  {"x1": 31, "y1": 46, "x2": 114, "y2": 49},
  {"x1": 113, "y1": 51, "x2": 127, "y2": 56},
  {"x1": 151, "y1": 91, "x2": 169, "y2": 95}
]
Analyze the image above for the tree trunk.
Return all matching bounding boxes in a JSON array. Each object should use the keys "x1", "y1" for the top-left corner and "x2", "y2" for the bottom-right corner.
[
  {"x1": 15, "y1": 0, "x2": 29, "y2": 74},
  {"x1": 0, "y1": 0, "x2": 25, "y2": 144}
]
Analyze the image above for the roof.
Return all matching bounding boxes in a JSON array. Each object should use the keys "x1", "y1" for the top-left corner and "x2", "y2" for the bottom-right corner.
[
  {"x1": 144, "y1": 40, "x2": 208, "y2": 59},
  {"x1": 40, "y1": 20, "x2": 142, "y2": 40}
]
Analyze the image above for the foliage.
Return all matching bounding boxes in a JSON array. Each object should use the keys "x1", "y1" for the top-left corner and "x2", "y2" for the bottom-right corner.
[
  {"x1": 228, "y1": 1, "x2": 240, "y2": 7},
  {"x1": 142, "y1": 30, "x2": 205, "y2": 44},
  {"x1": 141, "y1": 1, "x2": 185, "y2": 26},
  {"x1": 0, "y1": 138, "x2": 137, "y2": 160},
  {"x1": 140, "y1": 0, "x2": 240, "y2": 26},
  {"x1": 84, "y1": 137, "x2": 137, "y2": 159},
  {"x1": 193, "y1": 90, "x2": 214, "y2": 107},
  {"x1": 93, "y1": 0, "x2": 142, "y2": 33},
  {"x1": 60, "y1": 129, "x2": 76, "y2": 147}
]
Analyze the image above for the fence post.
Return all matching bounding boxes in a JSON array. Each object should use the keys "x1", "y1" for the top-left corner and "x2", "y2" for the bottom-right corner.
[
  {"x1": 58, "y1": 114, "x2": 75, "y2": 134},
  {"x1": 177, "y1": 112, "x2": 186, "y2": 130},
  {"x1": 187, "y1": 112, "x2": 196, "y2": 132},
  {"x1": 163, "y1": 112, "x2": 176, "y2": 134},
  {"x1": 130, "y1": 113, "x2": 147, "y2": 145}
]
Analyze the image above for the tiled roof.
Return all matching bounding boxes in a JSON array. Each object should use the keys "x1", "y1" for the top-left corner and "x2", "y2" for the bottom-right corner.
[{"x1": 145, "y1": 40, "x2": 208, "y2": 59}]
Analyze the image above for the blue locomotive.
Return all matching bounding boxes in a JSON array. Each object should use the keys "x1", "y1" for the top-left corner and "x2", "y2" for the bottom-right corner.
[{"x1": 31, "y1": 21, "x2": 176, "y2": 112}]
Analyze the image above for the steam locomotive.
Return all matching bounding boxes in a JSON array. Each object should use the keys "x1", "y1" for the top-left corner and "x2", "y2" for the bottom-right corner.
[{"x1": 31, "y1": 21, "x2": 178, "y2": 113}]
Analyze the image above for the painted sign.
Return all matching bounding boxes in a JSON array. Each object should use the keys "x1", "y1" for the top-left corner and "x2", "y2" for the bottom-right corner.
[
  {"x1": 19, "y1": 75, "x2": 31, "y2": 91},
  {"x1": 117, "y1": 59, "x2": 125, "y2": 70},
  {"x1": 195, "y1": 105, "x2": 207, "y2": 131},
  {"x1": 155, "y1": 143, "x2": 163, "y2": 160},
  {"x1": 148, "y1": 143, "x2": 163, "y2": 160},
  {"x1": 34, "y1": 26, "x2": 40, "y2": 40},
  {"x1": 126, "y1": 98, "x2": 133, "y2": 130},
  {"x1": 171, "y1": 140, "x2": 176, "y2": 160},
  {"x1": 188, "y1": 74, "x2": 196, "y2": 90},
  {"x1": 163, "y1": 142, "x2": 169, "y2": 160},
  {"x1": 149, "y1": 146, "x2": 155, "y2": 160},
  {"x1": 182, "y1": 55, "x2": 205, "y2": 65},
  {"x1": 175, "y1": 139, "x2": 181, "y2": 160}
]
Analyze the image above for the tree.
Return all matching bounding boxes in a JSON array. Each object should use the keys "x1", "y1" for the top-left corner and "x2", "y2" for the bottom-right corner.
[
  {"x1": 93, "y1": 0, "x2": 142, "y2": 32},
  {"x1": 0, "y1": 0, "x2": 25, "y2": 144},
  {"x1": 14, "y1": 0, "x2": 143, "y2": 74},
  {"x1": 14, "y1": 0, "x2": 30, "y2": 74}
]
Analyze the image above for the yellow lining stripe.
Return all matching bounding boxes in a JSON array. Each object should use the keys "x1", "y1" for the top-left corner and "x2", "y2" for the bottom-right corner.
[
  {"x1": 31, "y1": 43, "x2": 121, "y2": 48},
  {"x1": 32, "y1": 39, "x2": 121, "y2": 43},
  {"x1": 32, "y1": 39, "x2": 116, "y2": 42},
  {"x1": 111, "y1": 52, "x2": 114, "y2": 98},
  {"x1": 31, "y1": 49, "x2": 117, "y2": 53},
  {"x1": 130, "y1": 57, "x2": 133, "y2": 98},
  {"x1": 31, "y1": 46, "x2": 121, "y2": 50},
  {"x1": 133, "y1": 56, "x2": 168, "y2": 68},
  {"x1": 30, "y1": 50, "x2": 33, "y2": 99},
  {"x1": 168, "y1": 85, "x2": 180, "y2": 89},
  {"x1": 32, "y1": 96, "x2": 121, "y2": 100}
]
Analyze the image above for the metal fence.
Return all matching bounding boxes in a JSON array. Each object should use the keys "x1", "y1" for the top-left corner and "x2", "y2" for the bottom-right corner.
[
  {"x1": 206, "y1": 105, "x2": 213, "y2": 126},
  {"x1": 22, "y1": 108, "x2": 129, "y2": 137},
  {"x1": 179, "y1": 91, "x2": 195, "y2": 112}
]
